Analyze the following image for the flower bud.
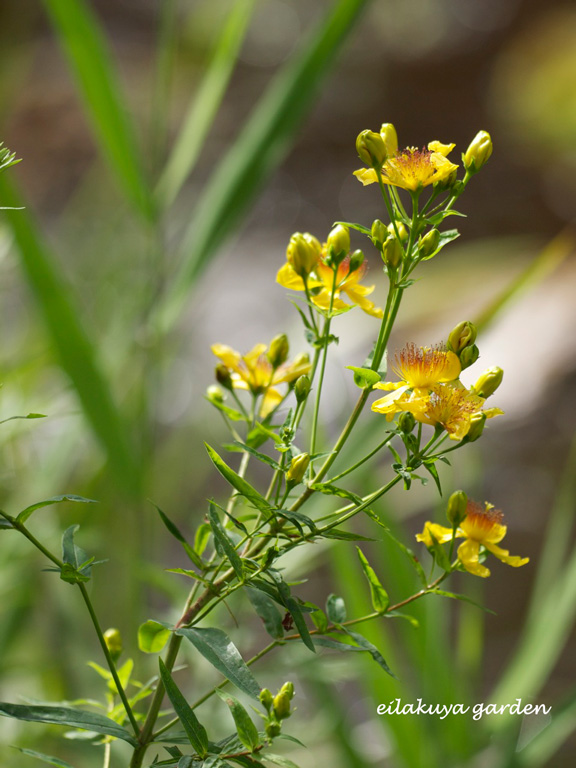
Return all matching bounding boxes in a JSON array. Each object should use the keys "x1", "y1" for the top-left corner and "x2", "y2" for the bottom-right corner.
[
  {"x1": 287, "y1": 232, "x2": 320, "y2": 277},
  {"x1": 273, "y1": 691, "x2": 292, "y2": 720},
  {"x1": 266, "y1": 721, "x2": 281, "y2": 738},
  {"x1": 463, "y1": 412, "x2": 486, "y2": 443},
  {"x1": 459, "y1": 344, "x2": 479, "y2": 370},
  {"x1": 380, "y1": 123, "x2": 398, "y2": 157},
  {"x1": 473, "y1": 367, "x2": 503, "y2": 398},
  {"x1": 259, "y1": 688, "x2": 274, "y2": 712},
  {"x1": 418, "y1": 228, "x2": 440, "y2": 259},
  {"x1": 267, "y1": 334, "x2": 289, "y2": 369},
  {"x1": 371, "y1": 219, "x2": 387, "y2": 250},
  {"x1": 215, "y1": 364, "x2": 233, "y2": 390},
  {"x1": 348, "y1": 249, "x2": 364, "y2": 273},
  {"x1": 398, "y1": 411, "x2": 416, "y2": 434},
  {"x1": 447, "y1": 320, "x2": 477, "y2": 355},
  {"x1": 206, "y1": 385, "x2": 224, "y2": 404},
  {"x1": 326, "y1": 224, "x2": 350, "y2": 265},
  {"x1": 286, "y1": 453, "x2": 310, "y2": 485},
  {"x1": 103, "y1": 628, "x2": 123, "y2": 662},
  {"x1": 446, "y1": 490, "x2": 468, "y2": 527},
  {"x1": 294, "y1": 375, "x2": 311, "y2": 402},
  {"x1": 356, "y1": 130, "x2": 388, "y2": 167},
  {"x1": 463, "y1": 130, "x2": 493, "y2": 173},
  {"x1": 279, "y1": 681, "x2": 295, "y2": 699},
  {"x1": 382, "y1": 235, "x2": 402, "y2": 269},
  {"x1": 388, "y1": 222, "x2": 408, "y2": 242}
]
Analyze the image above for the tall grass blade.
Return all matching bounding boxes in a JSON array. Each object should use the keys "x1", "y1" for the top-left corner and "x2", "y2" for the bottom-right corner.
[
  {"x1": 0, "y1": 178, "x2": 141, "y2": 495},
  {"x1": 157, "y1": 0, "x2": 370, "y2": 330},
  {"x1": 156, "y1": 0, "x2": 257, "y2": 207},
  {"x1": 41, "y1": 0, "x2": 153, "y2": 220}
]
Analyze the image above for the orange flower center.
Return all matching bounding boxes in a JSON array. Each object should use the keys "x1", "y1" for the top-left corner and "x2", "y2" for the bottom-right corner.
[
  {"x1": 460, "y1": 501, "x2": 504, "y2": 541},
  {"x1": 393, "y1": 343, "x2": 458, "y2": 388}
]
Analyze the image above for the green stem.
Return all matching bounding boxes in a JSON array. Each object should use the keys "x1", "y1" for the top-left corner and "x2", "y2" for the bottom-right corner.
[{"x1": 309, "y1": 315, "x2": 332, "y2": 473}]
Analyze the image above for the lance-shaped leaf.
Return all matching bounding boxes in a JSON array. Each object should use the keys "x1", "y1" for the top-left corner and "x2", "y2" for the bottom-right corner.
[
  {"x1": 206, "y1": 444, "x2": 273, "y2": 516},
  {"x1": 262, "y1": 754, "x2": 301, "y2": 768},
  {"x1": 13, "y1": 747, "x2": 76, "y2": 767},
  {"x1": 17, "y1": 495, "x2": 98, "y2": 525},
  {"x1": 267, "y1": 571, "x2": 315, "y2": 652},
  {"x1": 207, "y1": 503, "x2": 243, "y2": 580},
  {"x1": 176, "y1": 627, "x2": 261, "y2": 699},
  {"x1": 152, "y1": 503, "x2": 203, "y2": 569},
  {"x1": 341, "y1": 628, "x2": 396, "y2": 679},
  {"x1": 159, "y1": 659, "x2": 209, "y2": 757},
  {"x1": 216, "y1": 690, "x2": 260, "y2": 751},
  {"x1": 356, "y1": 548, "x2": 389, "y2": 613},
  {"x1": 246, "y1": 587, "x2": 284, "y2": 639},
  {"x1": 0, "y1": 703, "x2": 137, "y2": 745}
]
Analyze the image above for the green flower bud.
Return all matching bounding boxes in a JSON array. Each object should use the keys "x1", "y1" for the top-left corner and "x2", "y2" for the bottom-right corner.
[
  {"x1": 279, "y1": 681, "x2": 295, "y2": 700},
  {"x1": 206, "y1": 385, "x2": 224, "y2": 404},
  {"x1": 266, "y1": 721, "x2": 282, "y2": 738},
  {"x1": 463, "y1": 412, "x2": 486, "y2": 443},
  {"x1": 294, "y1": 375, "x2": 311, "y2": 402},
  {"x1": 473, "y1": 367, "x2": 503, "y2": 398},
  {"x1": 286, "y1": 453, "x2": 310, "y2": 485},
  {"x1": 388, "y1": 222, "x2": 408, "y2": 242},
  {"x1": 446, "y1": 490, "x2": 468, "y2": 527},
  {"x1": 267, "y1": 334, "x2": 289, "y2": 369},
  {"x1": 287, "y1": 232, "x2": 321, "y2": 277},
  {"x1": 463, "y1": 130, "x2": 493, "y2": 173},
  {"x1": 273, "y1": 692, "x2": 292, "y2": 720},
  {"x1": 434, "y1": 167, "x2": 458, "y2": 191},
  {"x1": 103, "y1": 628, "x2": 122, "y2": 662},
  {"x1": 447, "y1": 320, "x2": 477, "y2": 355},
  {"x1": 459, "y1": 344, "x2": 479, "y2": 370},
  {"x1": 326, "y1": 224, "x2": 350, "y2": 265},
  {"x1": 380, "y1": 123, "x2": 398, "y2": 157},
  {"x1": 418, "y1": 228, "x2": 440, "y2": 259},
  {"x1": 382, "y1": 235, "x2": 402, "y2": 269},
  {"x1": 371, "y1": 219, "x2": 387, "y2": 250},
  {"x1": 356, "y1": 130, "x2": 388, "y2": 167},
  {"x1": 259, "y1": 688, "x2": 274, "y2": 712},
  {"x1": 348, "y1": 249, "x2": 364, "y2": 273},
  {"x1": 398, "y1": 411, "x2": 416, "y2": 434},
  {"x1": 215, "y1": 364, "x2": 233, "y2": 390}
]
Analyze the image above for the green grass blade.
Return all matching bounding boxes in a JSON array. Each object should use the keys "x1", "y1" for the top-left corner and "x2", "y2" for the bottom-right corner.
[
  {"x1": 0, "y1": 178, "x2": 141, "y2": 495},
  {"x1": 41, "y1": 0, "x2": 153, "y2": 220},
  {"x1": 156, "y1": 0, "x2": 257, "y2": 207},
  {"x1": 157, "y1": 0, "x2": 370, "y2": 331}
]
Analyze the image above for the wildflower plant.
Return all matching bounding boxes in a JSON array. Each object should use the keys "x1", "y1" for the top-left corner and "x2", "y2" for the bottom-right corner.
[{"x1": 0, "y1": 124, "x2": 529, "y2": 768}]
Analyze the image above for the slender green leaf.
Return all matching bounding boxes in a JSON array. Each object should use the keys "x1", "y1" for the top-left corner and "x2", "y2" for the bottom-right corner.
[
  {"x1": 322, "y1": 529, "x2": 376, "y2": 542},
  {"x1": 157, "y1": 0, "x2": 256, "y2": 206},
  {"x1": 194, "y1": 523, "x2": 212, "y2": 558},
  {"x1": 153, "y1": 503, "x2": 202, "y2": 568},
  {"x1": 246, "y1": 587, "x2": 284, "y2": 639},
  {"x1": 356, "y1": 548, "x2": 389, "y2": 613},
  {"x1": 41, "y1": 0, "x2": 152, "y2": 218},
  {"x1": 138, "y1": 620, "x2": 172, "y2": 654},
  {"x1": 341, "y1": 628, "x2": 396, "y2": 679},
  {"x1": 158, "y1": 659, "x2": 209, "y2": 756},
  {"x1": 177, "y1": 627, "x2": 261, "y2": 699},
  {"x1": 17, "y1": 495, "x2": 97, "y2": 525},
  {"x1": 262, "y1": 755, "x2": 301, "y2": 768},
  {"x1": 0, "y1": 702, "x2": 137, "y2": 745},
  {"x1": 0, "y1": 179, "x2": 141, "y2": 495},
  {"x1": 267, "y1": 571, "x2": 315, "y2": 652},
  {"x1": 0, "y1": 413, "x2": 46, "y2": 425},
  {"x1": 13, "y1": 747, "x2": 75, "y2": 768},
  {"x1": 313, "y1": 636, "x2": 365, "y2": 652},
  {"x1": 227, "y1": 441, "x2": 282, "y2": 471},
  {"x1": 206, "y1": 444, "x2": 273, "y2": 515},
  {"x1": 427, "y1": 589, "x2": 494, "y2": 614},
  {"x1": 216, "y1": 689, "x2": 260, "y2": 751},
  {"x1": 207, "y1": 503, "x2": 244, "y2": 579},
  {"x1": 157, "y1": 0, "x2": 370, "y2": 329}
]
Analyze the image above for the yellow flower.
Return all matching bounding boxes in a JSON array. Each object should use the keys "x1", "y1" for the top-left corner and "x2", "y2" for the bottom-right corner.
[
  {"x1": 354, "y1": 140, "x2": 458, "y2": 192},
  {"x1": 417, "y1": 501, "x2": 529, "y2": 578},
  {"x1": 276, "y1": 243, "x2": 383, "y2": 319},
  {"x1": 371, "y1": 343, "x2": 461, "y2": 418},
  {"x1": 212, "y1": 341, "x2": 310, "y2": 417}
]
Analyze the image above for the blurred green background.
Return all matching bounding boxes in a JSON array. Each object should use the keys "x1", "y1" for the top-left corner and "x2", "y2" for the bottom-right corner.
[{"x1": 1, "y1": 0, "x2": 576, "y2": 766}]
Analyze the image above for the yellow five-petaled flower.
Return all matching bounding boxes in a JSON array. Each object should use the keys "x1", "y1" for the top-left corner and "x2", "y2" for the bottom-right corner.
[{"x1": 417, "y1": 501, "x2": 529, "y2": 578}]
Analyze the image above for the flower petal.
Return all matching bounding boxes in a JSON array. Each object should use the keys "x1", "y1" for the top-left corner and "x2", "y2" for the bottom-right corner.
[
  {"x1": 428, "y1": 140, "x2": 455, "y2": 156},
  {"x1": 416, "y1": 521, "x2": 457, "y2": 547},
  {"x1": 343, "y1": 285, "x2": 383, "y2": 318},
  {"x1": 276, "y1": 262, "x2": 305, "y2": 291},
  {"x1": 260, "y1": 387, "x2": 284, "y2": 417},
  {"x1": 457, "y1": 539, "x2": 490, "y2": 578},
  {"x1": 353, "y1": 168, "x2": 378, "y2": 186},
  {"x1": 484, "y1": 542, "x2": 529, "y2": 568}
]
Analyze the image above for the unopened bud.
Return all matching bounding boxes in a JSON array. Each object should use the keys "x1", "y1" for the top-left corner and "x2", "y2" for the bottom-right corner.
[
  {"x1": 103, "y1": 628, "x2": 122, "y2": 662},
  {"x1": 446, "y1": 490, "x2": 468, "y2": 527},
  {"x1": 294, "y1": 375, "x2": 311, "y2": 402},
  {"x1": 459, "y1": 344, "x2": 479, "y2": 370},
  {"x1": 398, "y1": 411, "x2": 416, "y2": 434},
  {"x1": 463, "y1": 412, "x2": 486, "y2": 443},
  {"x1": 447, "y1": 321, "x2": 477, "y2": 354},
  {"x1": 268, "y1": 334, "x2": 289, "y2": 369},
  {"x1": 380, "y1": 123, "x2": 398, "y2": 158},
  {"x1": 215, "y1": 364, "x2": 233, "y2": 390},
  {"x1": 286, "y1": 453, "x2": 310, "y2": 485},
  {"x1": 279, "y1": 681, "x2": 295, "y2": 699},
  {"x1": 259, "y1": 688, "x2": 274, "y2": 712},
  {"x1": 349, "y1": 249, "x2": 364, "y2": 272},
  {"x1": 418, "y1": 228, "x2": 440, "y2": 260},
  {"x1": 388, "y1": 222, "x2": 408, "y2": 242},
  {"x1": 382, "y1": 235, "x2": 402, "y2": 269},
  {"x1": 463, "y1": 130, "x2": 493, "y2": 173},
  {"x1": 273, "y1": 692, "x2": 292, "y2": 720},
  {"x1": 266, "y1": 721, "x2": 281, "y2": 738},
  {"x1": 206, "y1": 385, "x2": 224, "y2": 404},
  {"x1": 473, "y1": 367, "x2": 503, "y2": 398},
  {"x1": 326, "y1": 224, "x2": 350, "y2": 265},
  {"x1": 287, "y1": 232, "x2": 321, "y2": 277},
  {"x1": 371, "y1": 219, "x2": 387, "y2": 250},
  {"x1": 356, "y1": 130, "x2": 387, "y2": 167}
]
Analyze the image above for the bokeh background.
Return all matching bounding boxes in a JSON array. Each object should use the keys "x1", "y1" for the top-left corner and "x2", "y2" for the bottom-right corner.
[{"x1": 1, "y1": 0, "x2": 576, "y2": 766}]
